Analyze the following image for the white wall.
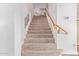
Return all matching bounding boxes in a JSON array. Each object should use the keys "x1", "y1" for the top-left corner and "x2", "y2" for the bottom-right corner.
[
  {"x1": 77, "y1": 4, "x2": 79, "y2": 45},
  {"x1": 77, "y1": 4, "x2": 79, "y2": 18},
  {"x1": 0, "y1": 3, "x2": 34, "y2": 56},
  {"x1": 0, "y1": 3, "x2": 77, "y2": 56},
  {"x1": 0, "y1": 4, "x2": 15, "y2": 56},
  {"x1": 57, "y1": 3, "x2": 77, "y2": 54},
  {"x1": 48, "y1": 3, "x2": 57, "y2": 21},
  {"x1": 47, "y1": 3, "x2": 77, "y2": 55},
  {"x1": 14, "y1": 3, "x2": 34, "y2": 56}
]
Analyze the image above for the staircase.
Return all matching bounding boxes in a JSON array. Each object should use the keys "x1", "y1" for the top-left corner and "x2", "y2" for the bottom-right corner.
[{"x1": 21, "y1": 15, "x2": 62, "y2": 56}]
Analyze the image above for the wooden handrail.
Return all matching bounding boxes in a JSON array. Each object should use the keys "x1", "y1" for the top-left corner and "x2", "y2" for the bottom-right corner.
[
  {"x1": 45, "y1": 8, "x2": 68, "y2": 34},
  {"x1": 45, "y1": 9, "x2": 55, "y2": 25},
  {"x1": 55, "y1": 24, "x2": 68, "y2": 34}
]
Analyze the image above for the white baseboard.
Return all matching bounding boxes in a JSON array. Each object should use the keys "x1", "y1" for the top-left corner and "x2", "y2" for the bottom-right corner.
[
  {"x1": 0, "y1": 50, "x2": 8, "y2": 56},
  {"x1": 61, "y1": 51, "x2": 78, "y2": 55}
]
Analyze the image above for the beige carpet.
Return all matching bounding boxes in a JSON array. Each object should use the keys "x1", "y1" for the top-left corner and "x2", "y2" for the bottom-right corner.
[{"x1": 21, "y1": 16, "x2": 62, "y2": 56}]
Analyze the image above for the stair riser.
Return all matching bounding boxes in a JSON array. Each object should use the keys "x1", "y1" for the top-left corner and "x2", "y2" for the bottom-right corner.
[
  {"x1": 29, "y1": 27, "x2": 50, "y2": 29},
  {"x1": 22, "y1": 44, "x2": 57, "y2": 51},
  {"x1": 24, "y1": 39, "x2": 54, "y2": 43},
  {"x1": 29, "y1": 26, "x2": 50, "y2": 28},
  {"x1": 21, "y1": 50, "x2": 61, "y2": 56},
  {"x1": 24, "y1": 41, "x2": 53, "y2": 43},
  {"x1": 28, "y1": 30, "x2": 51, "y2": 33},
  {"x1": 30, "y1": 25, "x2": 49, "y2": 27},
  {"x1": 31, "y1": 22, "x2": 48, "y2": 23},
  {"x1": 30, "y1": 23, "x2": 48, "y2": 26},
  {"x1": 21, "y1": 53, "x2": 60, "y2": 56},
  {"x1": 22, "y1": 50, "x2": 61, "y2": 53},
  {"x1": 28, "y1": 32, "x2": 52, "y2": 34},
  {"x1": 32, "y1": 20, "x2": 47, "y2": 21},
  {"x1": 29, "y1": 28, "x2": 50, "y2": 30},
  {"x1": 29, "y1": 26, "x2": 49, "y2": 27},
  {"x1": 26, "y1": 35, "x2": 53, "y2": 38},
  {"x1": 28, "y1": 29, "x2": 51, "y2": 31},
  {"x1": 24, "y1": 38, "x2": 54, "y2": 40},
  {"x1": 31, "y1": 23, "x2": 48, "y2": 25},
  {"x1": 22, "y1": 47, "x2": 57, "y2": 51}
]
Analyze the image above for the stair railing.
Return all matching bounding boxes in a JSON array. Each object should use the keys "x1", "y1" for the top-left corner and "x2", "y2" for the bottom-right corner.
[{"x1": 45, "y1": 8, "x2": 68, "y2": 35}]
